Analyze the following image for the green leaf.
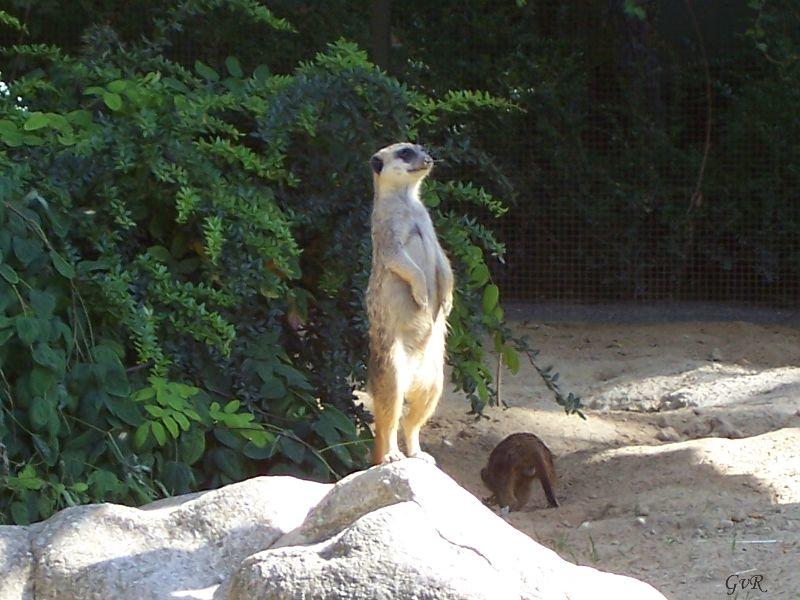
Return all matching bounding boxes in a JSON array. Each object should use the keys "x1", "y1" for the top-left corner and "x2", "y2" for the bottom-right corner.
[
  {"x1": 14, "y1": 465, "x2": 45, "y2": 490},
  {"x1": 146, "y1": 245, "x2": 172, "y2": 262},
  {"x1": 502, "y1": 345, "x2": 520, "y2": 375},
  {"x1": 66, "y1": 109, "x2": 93, "y2": 127},
  {"x1": 144, "y1": 405, "x2": 165, "y2": 417},
  {"x1": 279, "y1": 435, "x2": 305, "y2": 464},
  {"x1": 107, "y1": 80, "x2": 128, "y2": 93},
  {"x1": 240, "y1": 427, "x2": 271, "y2": 447},
  {"x1": 133, "y1": 386, "x2": 156, "y2": 402},
  {"x1": 173, "y1": 412, "x2": 190, "y2": 431},
  {"x1": 313, "y1": 418, "x2": 349, "y2": 462},
  {"x1": 88, "y1": 470, "x2": 125, "y2": 498},
  {"x1": 15, "y1": 316, "x2": 41, "y2": 345},
  {"x1": 243, "y1": 440, "x2": 277, "y2": 460},
  {"x1": 194, "y1": 61, "x2": 220, "y2": 81},
  {"x1": 0, "y1": 119, "x2": 18, "y2": 136},
  {"x1": 1, "y1": 129, "x2": 23, "y2": 147},
  {"x1": 23, "y1": 112, "x2": 50, "y2": 131},
  {"x1": 212, "y1": 448, "x2": 244, "y2": 479},
  {"x1": 151, "y1": 421, "x2": 167, "y2": 445},
  {"x1": 163, "y1": 415, "x2": 179, "y2": 439},
  {"x1": 70, "y1": 482, "x2": 89, "y2": 493},
  {"x1": 133, "y1": 423, "x2": 150, "y2": 449},
  {"x1": 49, "y1": 251, "x2": 75, "y2": 278},
  {"x1": 213, "y1": 426, "x2": 244, "y2": 450},
  {"x1": 32, "y1": 343, "x2": 65, "y2": 372},
  {"x1": 10, "y1": 502, "x2": 31, "y2": 525},
  {"x1": 178, "y1": 428, "x2": 206, "y2": 465},
  {"x1": 252, "y1": 64, "x2": 270, "y2": 83},
  {"x1": 260, "y1": 377, "x2": 287, "y2": 400},
  {"x1": 225, "y1": 56, "x2": 243, "y2": 78},
  {"x1": 23, "y1": 134, "x2": 44, "y2": 146},
  {"x1": 223, "y1": 400, "x2": 240, "y2": 414},
  {"x1": 104, "y1": 395, "x2": 144, "y2": 427},
  {"x1": 12, "y1": 236, "x2": 40, "y2": 266},
  {"x1": 162, "y1": 461, "x2": 193, "y2": 494},
  {"x1": 29, "y1": 289, "x2": 56, "y2": 317},
  {"x1": 29, "y1": 395, "x2": 52, "y2": 430},
  {"x1": 29, "y1": 367, "x2": 56, "y2": 396},
  {"x1": 470, "y1": 264, "x2": 490, "y2": 287},
  {"x1": 32, "y1": 433, "x2": 59, "y2": 466},
  {"x1": 318, "y1": 406, "x2": 357, "y2": 437},
  {"x1": 0, "y1": 264, "x2": 19, "y2": 284},
  {"x1": 482, "y1": 284, "x2": 499, "y2": 314},
  {"x1": 102, "y1": 92, "x2": 123, "y2": 111}
]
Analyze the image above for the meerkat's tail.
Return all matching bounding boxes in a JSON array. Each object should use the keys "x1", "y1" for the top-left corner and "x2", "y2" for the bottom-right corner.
[{"x1": 531, "y1": 446, "x2": 559, "y2": 508}]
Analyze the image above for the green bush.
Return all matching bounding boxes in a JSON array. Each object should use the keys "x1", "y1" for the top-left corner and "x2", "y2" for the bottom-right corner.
[{"x1": 0, "y1": 7, "x2": 520, "y2": 523}]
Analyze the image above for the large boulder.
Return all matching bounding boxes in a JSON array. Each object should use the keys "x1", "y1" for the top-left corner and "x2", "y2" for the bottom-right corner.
[
  {"x1": 17, "y1": 476, "x2": 329, "y2": 600},
  {"x1": 0, "y1": 461, "x2": 666, "y2": 600}
]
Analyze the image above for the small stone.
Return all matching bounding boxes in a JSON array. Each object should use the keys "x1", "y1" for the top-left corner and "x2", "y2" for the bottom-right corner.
[
  {"x1": 442, "y1": 439, "x2": 453, "y2": 447},
  {"x1": 656, "y1": 427, "x2": 680, "y2": 442},
  {"x1": 710, "y1": 348, "x2": 724, "y2": 362},
  {"x1": 710, "y1": 417, "x2": 740, "y2": 439},
  {"x1": 718, "y1": 520, "x2": 734, "y2": 530},
  {"x1": 579, "y1": 521, "x2": 592, "y2": 529},
  {"x1": 731, "y1": 510, "x2": 747, "y2": 523},
  {"x1": 655, "y1": 415, "x2": 669, "y2": 428},
  {"x1": 634, "y1": 503, "x2": 650, "y2": 517},
  {"x1": 635, "y1": 516, "x2": 647, "y2": 526}
]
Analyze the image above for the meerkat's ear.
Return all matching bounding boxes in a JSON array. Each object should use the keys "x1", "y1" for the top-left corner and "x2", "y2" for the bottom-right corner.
[{"x1": 369, "y1": 155, "x2": 383, "y2": 175}]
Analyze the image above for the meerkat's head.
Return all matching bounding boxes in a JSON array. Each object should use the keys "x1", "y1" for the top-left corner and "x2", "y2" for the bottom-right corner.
[{"x1": 369, "y1": 143, "x2": 434, "y2": 190}]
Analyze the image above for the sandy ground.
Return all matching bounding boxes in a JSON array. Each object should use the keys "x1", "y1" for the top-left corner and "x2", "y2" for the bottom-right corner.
[{"x1": 421, "y1": 303, "x2": 800, "y2": 600}]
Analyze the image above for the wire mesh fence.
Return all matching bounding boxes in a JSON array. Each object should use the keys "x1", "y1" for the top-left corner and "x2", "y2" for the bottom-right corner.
[{"x1": 5, "y1": 1, "x2": 798, "y2": 308}]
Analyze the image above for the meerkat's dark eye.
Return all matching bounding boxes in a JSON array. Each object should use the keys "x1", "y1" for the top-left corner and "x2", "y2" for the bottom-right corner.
[{"x1": 396, "y1": 147, "x2": 416, "y2": 161}]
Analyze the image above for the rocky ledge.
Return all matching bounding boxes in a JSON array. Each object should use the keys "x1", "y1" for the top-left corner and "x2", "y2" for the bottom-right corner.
[{"x1": 0, "y1": 459, "x2": 665, "y2": 599}]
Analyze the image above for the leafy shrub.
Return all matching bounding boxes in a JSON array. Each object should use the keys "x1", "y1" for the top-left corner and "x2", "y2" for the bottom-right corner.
[{"x1": 0, "y1": 7, "x2": 521, "y2": 523}]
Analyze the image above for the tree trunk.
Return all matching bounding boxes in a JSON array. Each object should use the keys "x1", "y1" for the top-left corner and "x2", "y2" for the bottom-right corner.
[{"x1": 370, "y1": 0, "x2": 392, "y2": 70}]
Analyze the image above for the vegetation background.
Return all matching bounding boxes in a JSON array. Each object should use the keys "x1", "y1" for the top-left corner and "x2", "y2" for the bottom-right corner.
[{"x1": 0, "y1": 0, "x2": 796, "y2": 524}]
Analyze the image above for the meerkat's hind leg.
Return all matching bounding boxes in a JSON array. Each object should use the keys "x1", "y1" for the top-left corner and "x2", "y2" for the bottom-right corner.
[
  {"x1": 513, "y1": 476, "x2": 533, "y2": 511},
  {"x1": 401, "y1": 375, "x2": 442, "y2": 465},
  {"x1": 370, "y1": 360, "x2": 406, "y2": 466}
]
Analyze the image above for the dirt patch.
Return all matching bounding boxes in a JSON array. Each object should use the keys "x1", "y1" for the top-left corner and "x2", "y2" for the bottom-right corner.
[{"x1": 423, "y1": 304, "x2": 800, "y2": 599}]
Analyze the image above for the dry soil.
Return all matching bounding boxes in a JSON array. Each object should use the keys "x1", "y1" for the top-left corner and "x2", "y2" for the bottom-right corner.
[{"x1": 424, "y1": 302, "x2": 800, "y2": 600}]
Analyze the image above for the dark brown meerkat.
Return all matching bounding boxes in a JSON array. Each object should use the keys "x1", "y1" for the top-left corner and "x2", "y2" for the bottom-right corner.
[
  {"x1": 481, "y1": 432, "x2": 559, "y2": 511},
  {"x1": 365, "y1": 142, "x2": 454, "y2": 466}
]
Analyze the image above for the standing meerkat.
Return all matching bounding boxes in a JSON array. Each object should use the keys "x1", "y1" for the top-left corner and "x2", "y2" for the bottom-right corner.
[
  {"x1": 366, "y1": 142, "x2": 454, "y2": 465},
  {"x1": 481, "y1": 432, "x2": 559, "y2": 511}
]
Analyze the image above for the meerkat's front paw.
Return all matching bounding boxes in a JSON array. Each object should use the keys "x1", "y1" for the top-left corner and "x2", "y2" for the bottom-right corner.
[
  {"x1": 441, "y1": 293, "x2": 453, "y2": 317},
  {"x1": 380, "y1": 449, "x2": 407, "y2": 464},
  {"x1": 411, "y1": 283, "x2": 429, "y2": 310},
  {"x1": 499, "y1": 506, "x2": 511, "y2": 519},
  {"x1": 407, "y1": 450, "x2": 436, "y2": 465}
]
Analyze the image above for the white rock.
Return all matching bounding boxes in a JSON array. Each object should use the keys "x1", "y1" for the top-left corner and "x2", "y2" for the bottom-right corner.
[
  {"x1": 0, "y1": 461, "x2": 666, "y2": 600},
  {"x1": 0, "y1": 524, "x2": 37, "y2": 600},
  {"x1": 231, "y1": 460, "x2": 666, "y2": 600},
  {"x1": 30, "y1": 476, "x2": 329, "y2": 600}
]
